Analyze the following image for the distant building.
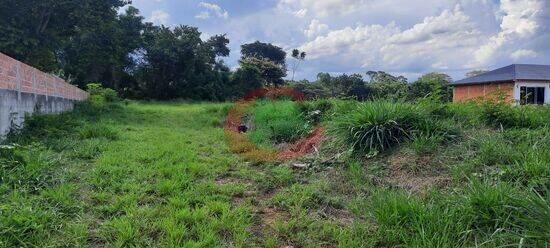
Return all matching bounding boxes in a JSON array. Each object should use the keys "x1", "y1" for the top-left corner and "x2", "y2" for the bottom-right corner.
[{"x1": 452, "y1": 64, "x2": 550, "y2": 105}]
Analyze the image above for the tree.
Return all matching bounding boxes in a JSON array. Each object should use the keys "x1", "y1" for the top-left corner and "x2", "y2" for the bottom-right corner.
[
  {"x1": 365, "y1": 71, "x2": 408, "y2": 100},
  {"x1": 60, "y1": 6, "x2": 145, "y2": 90},
  {"x1": 0, "y1": 0, "x2": 129, "y2": 71},
  {"x1": 136, "y1": 25, "x2": 231, "y2": 100},
  {"x1": 290, "y1": 49, "x2": 306, "y2": 81},
  {"x1": 316, "y1": 73, "x2": 368, "y2": 99},
  {"x1": 466, "y1": 70, "x2": 488, "y2": 78},
  {"x1": 241, "y1": 41, "x2": 287, "y2": 67},
  {"x1": 239, "y1": 57, "x2": 286, "y2": 86},
  {"x1": 230, "y1": 63, "x2": 263, "y2": 98},
  {"x1": 409, "y1": 72, "x2": 453, "y2": 102}
]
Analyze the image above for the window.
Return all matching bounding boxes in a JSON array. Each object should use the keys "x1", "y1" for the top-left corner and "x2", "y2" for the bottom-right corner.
[{"x1": 520, "y1": 86, "x2": 545, "y2": 105}]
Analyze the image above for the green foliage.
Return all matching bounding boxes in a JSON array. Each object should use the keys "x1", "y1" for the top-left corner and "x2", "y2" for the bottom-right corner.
[
  {"x1": 365, "y1": 71, "x2": 409, "y2": 100},
  {"x1": 481, "y1": 100, "x2": 549, "y2": 128},
  {"x1": 230, "y1": 63, "x2": 263, "y2": 98},
  {"x1": 136, "y1": 26, "x2": 232, "y2": 100},
  {"x1": 409, "y1": 72, "x2": 453, "y2": 102},
  {"x1": 249, "y1": 100, "x2": 311, "y2": 145},
  {"x1": 87, "y1": 83, "x2": 119, "y2": 102},
  {"x1": 297, "y1": 99, "x2": 333, "y2": 124},
  {"x1": 240, "y1": 41, "x2": 287, "y2": 67},
  {"x1": 239, "y1": 57, "x2": 287, "y2": 86},
  {"x1": 0, "y1": 0, "x2": 128, "y2": 72},
  {"x1": 329, "y1": 101, "x2": 427, "y2": 154},
  {"x1": 1, "y1": 100, "x2": 549, "y2": 247},
  {"x1": 317, "y1": 73, "x2": 369, "y2": 99}
]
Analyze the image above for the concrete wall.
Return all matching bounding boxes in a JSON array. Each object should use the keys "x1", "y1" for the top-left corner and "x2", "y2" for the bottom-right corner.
[
  {"x1": 0, "y1": 53, "x2": 88, "y2": 137},
  {"x1": 453, "y1": 82, "x2": 514, "y2": 103}
]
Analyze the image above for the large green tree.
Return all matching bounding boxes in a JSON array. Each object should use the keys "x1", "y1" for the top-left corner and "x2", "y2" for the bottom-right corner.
[
  {"x1": 0, "y1": 0, "x2": 129, "y2": 71},
  {"x1": 60, "y1": 6, "x2": 145, "y2": 90},
  {"x1": 239, "y1": 57, "x2": 286, "y2": 86},
  {"x1": 409, "y1": 72, "x2": 453, "y2": 102},
  {"x1": 136, "y1": 25, "x2": 231, "y2": 100},
  {"x1": 240, "y1": 41, "x2": 287, "y2": 67},
  {"x1": 365, "y1": 71, "x2": 409, "y2": 100}
]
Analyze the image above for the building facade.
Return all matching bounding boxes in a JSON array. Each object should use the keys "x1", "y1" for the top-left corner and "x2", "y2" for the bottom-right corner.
[{"x1": 452, "y1": 64, "x2": 550, "y2": 105}]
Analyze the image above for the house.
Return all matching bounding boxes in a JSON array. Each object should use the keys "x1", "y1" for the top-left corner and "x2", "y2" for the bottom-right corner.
[{"x1": 452, "y1": 64, "x2": 550, "y2": 105}]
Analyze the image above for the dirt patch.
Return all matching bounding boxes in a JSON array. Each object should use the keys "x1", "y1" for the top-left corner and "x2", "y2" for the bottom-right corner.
[
  {"x1": 277, "y1": 127, "x2": 324, "y2": 160},
  {"x1": 318, "y1": 205, "x2": 355, "y2": 226},
  {"x1": 259, "y1": 207, "x2": 291, "y2": 228},
  {"x1": 386, "y1": 152, "x2": 451, "y2": 194}
]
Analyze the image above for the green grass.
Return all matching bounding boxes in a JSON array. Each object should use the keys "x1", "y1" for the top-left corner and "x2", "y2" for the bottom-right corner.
[
  {"x1": 1, "y1": 99, "x2": 549, "y2": 247},
  {"x1": 248, "y1": 100, "x2": 311, "y2": 147}
]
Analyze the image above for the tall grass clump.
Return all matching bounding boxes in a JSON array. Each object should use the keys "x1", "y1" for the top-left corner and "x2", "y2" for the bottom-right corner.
[
  {"x1": 460, "y1": 181, "x2": 550, "y2": 246},
  {"x1": 329, "y1": 101, "x2": 427, "y2": 155},
  {"x1": 369, "y1": 189, "x2": 468, "y2": 247},
  {"x1": 249, "y1": 100, "x2": 311, "y2": 145}
]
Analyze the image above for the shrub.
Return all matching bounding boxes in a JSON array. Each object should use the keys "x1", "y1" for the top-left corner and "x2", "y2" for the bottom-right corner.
[
  {"x1": 481, "y1": 100, "x2": 549, "y2": 129},
  {"x1": 249, "y1": 100, "x2": 311, "y2": 144},
  {"x1": 329, "y1": 101, "x2": 426, "y2": 154},
  {"x1": 297, "y1": 99, "x2": 333, "y2": 124},
  {"x1": 86, "y1": 83, "x2": 119, "y2": 102}
]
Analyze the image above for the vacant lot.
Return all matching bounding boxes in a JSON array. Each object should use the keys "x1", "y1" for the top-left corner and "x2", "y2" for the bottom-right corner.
[{"x1": 1, "y1": 99, "x2": 549, "y2": 247}]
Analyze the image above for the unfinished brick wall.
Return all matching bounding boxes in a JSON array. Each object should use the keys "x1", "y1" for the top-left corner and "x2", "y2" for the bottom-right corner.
[
  {"x1": 1, "y1": 53, "x2": 89, "y2": 136},
  {"x1": 0, "y1": 53, "x2": 88, "y2": 100},
  {"x1": 453, "y1": 82, "x2": 514, "y2": 103}
]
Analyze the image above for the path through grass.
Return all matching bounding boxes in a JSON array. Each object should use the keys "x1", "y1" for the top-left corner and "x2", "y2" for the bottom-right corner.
[{"x1": 2, "y1": 101, "x2": 548, "y2": 247}]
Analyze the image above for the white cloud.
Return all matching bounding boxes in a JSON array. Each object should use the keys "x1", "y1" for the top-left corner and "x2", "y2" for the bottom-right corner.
[
  {"x1": 195, "y1": 11, "x2": 210, "y2": 19},
  {"x1": 293, "y1": 8, "x2": 308, "y2": 18},
  {"x1": 510, "y1": 49, "x2": 538, "y2": 60},
  {"x1": 278, "y1": 0, "x2": 367, "y2": 18},
  {"x1": 474, "y1": 0, "x2": 545, "y2": 65},
  {"x1": 299, "y1": 6, "x2": 482, "y2": 71},
  {"x1": 304, "y1": 19, "x2": 329, "y2": 38},
  {"x1": 148, "y1": 10, "x2": 170, "y2": 25},
  {"x1": 196, "y1": 2, "x2": 229, "y2": 19},
  {"x1": 382, "y1": 5, "x2": 482, "y2": 70}
]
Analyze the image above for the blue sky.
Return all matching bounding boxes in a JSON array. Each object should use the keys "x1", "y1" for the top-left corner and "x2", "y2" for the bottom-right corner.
[{"x1": 125, "y1": 0, "x2": 550, "y2": 81}]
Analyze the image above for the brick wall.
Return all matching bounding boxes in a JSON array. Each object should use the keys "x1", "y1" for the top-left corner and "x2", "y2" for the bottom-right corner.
[
  {"x1": 453, "y1": 82, "x2": 514, "y2": 103},
  {"x1": 0, "y1": 53, "x2": 88, "y2": 100}
]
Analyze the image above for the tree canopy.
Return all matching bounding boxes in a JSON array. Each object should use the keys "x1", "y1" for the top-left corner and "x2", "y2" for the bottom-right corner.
[
  {"x1": 241, "y1": 41, "x2": 287, "y2": 67},
  {"x1": 410, "y1": 72, "x2": 453, "y2": 102}
]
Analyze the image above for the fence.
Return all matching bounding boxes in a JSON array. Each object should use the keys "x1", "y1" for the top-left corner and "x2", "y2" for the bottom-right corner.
[{"x1": 0, "y1": 53, "x2": 88, "y2": 136}]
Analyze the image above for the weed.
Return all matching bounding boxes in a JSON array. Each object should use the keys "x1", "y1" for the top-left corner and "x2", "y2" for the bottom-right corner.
[
  {"x1": 329, "y1": 101, "x2": 426, "y2": 155},
  {"x1": 249, "y1": 100, "x2": 311, "y2": 145}
]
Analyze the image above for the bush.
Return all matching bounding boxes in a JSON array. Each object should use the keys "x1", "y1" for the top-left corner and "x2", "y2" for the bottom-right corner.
[
  {"x1": 86, "y1": 83, "x2": 119, "y2": 102},
  {"x1": 249, "y1": 100, "x2": 311, "y2": 145},
  {"x1": 329, "y1": 101, "x2": 426, "y2": 154},
  {"x1": 481, "y1": 100, "x2": 549, "y2": 129},
  {"x1": 297, "y1": 99, "x2": 333, "y2": 124}
]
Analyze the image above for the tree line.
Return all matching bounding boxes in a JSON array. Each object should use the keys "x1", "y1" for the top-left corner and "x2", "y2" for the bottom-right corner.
[
  {"x1": 1, "y1": 0, "x2": 478, "y2": 102},
  {"x1": 292, "y1": 71, "x2": 454, "y2": 102}
]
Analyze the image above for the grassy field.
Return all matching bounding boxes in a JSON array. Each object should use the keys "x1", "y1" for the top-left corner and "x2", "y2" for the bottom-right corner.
[{"x1": 1, "y1": 98, "x2": 549, "y2": 247}]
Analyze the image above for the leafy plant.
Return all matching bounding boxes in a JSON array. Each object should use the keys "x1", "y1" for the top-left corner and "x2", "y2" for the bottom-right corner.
[{"x1": 329, "y1": 101, "x2": 425, "y2": 154}]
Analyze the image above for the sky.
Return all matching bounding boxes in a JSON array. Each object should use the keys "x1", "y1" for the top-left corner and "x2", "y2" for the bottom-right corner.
[{"x1": 124, "y1": 0, "x2": 550, "y2": 82}]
